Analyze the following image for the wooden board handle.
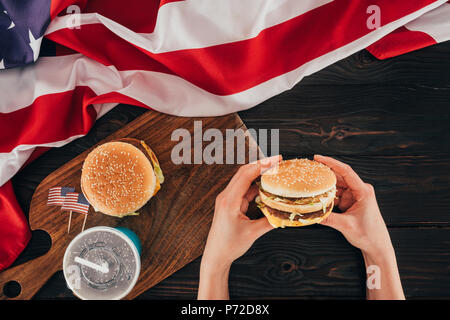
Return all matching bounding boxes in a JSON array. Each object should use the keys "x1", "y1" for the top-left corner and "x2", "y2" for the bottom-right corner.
[{"x1": 0, "y1": 245, "x2": 60, "y2": 300}]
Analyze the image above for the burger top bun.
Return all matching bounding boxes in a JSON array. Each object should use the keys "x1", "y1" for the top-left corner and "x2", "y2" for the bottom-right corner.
[
  {"x1": 261, "y1": 158, "x2": 336, "y2": 198},
  {"x1": 81, "y1": 141, "x2": 157, "y2": 217}
]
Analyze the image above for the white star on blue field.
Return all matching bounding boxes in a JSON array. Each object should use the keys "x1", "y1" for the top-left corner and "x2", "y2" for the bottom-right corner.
[{"x1": 0, "y1": 0, "x2": 51, "y2": 69}]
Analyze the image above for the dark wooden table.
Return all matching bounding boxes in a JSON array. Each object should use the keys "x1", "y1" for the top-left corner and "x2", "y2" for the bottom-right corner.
[{"x1": 10, "y1": 41, "x2": 450, "y2": 299}]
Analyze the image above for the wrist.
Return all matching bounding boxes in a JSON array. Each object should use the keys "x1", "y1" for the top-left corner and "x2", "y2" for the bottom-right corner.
[
  {"x1": 198, "y1": 254, "x2": 231, "y2": 300},
  {"x1": 362, "y1": 245, "x2": 393, "y2": 263},
  {"x1": 200, "y1": 253, "x2": 232, "y2": 276},
  {"x1": 361, "y1": 242, "x2": 398, "y2": 273},
  {"x1": 361, "y1": 243, "x2": 404, "y2": 300},
  {"x1": 361, "y1": 237, "x2": 395, "y2": 260}
]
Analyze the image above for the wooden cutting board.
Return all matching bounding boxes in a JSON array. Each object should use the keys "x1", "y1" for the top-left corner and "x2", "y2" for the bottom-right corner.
[{"x1": 0, "y1": 111, "x2": 258, "y2": 300}]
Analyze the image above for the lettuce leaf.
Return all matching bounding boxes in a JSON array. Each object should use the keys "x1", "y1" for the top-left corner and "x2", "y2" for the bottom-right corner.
[{"x1": 116, "y1": 212, "x2": 140, "y2": 218}]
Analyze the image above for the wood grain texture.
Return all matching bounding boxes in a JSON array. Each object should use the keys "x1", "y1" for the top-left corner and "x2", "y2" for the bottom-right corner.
[
  {"x1": 136, "y1": 227, "x2": 450, "y2": 299},
  {"x1": 36, "y1": 227, "x2": 449, "y2": 300},
  {"x1": 1, "y1": 110, "x2": 256, "y2": 300},
  {"x1": 298, "y1": 41, "x2": 450, "y2": 86},
  {"x1": 239, "y1": 85, "x2": 450, "y2": 156}
]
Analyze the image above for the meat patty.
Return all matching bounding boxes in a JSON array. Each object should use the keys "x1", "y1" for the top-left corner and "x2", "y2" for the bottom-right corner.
[
  {"x1": 263, "y1": 203, "x2": 333, "y2": 221},
  {"x1": 259, "y1": 188, "x2": 330, "y2": 205}
]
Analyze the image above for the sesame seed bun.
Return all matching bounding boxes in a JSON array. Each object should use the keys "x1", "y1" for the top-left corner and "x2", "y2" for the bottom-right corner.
[
  {"x1": 257, "y1": 158, "x2": 336, "y2": 228},
  {"x1": 261, "y1": 159, "x2": 336, "y2": 198},
  {"x1": 81, "y1": 139, "x2": 163, "y2": 217}
]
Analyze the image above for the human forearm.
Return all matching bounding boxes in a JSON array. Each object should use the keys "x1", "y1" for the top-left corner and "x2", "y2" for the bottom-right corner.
[
  {"x1": 198, "y1": 257, "x2": 231, "y2": 300},
  {"x1": 362, "y1": 246, "x2": 405, "y2": 300}
]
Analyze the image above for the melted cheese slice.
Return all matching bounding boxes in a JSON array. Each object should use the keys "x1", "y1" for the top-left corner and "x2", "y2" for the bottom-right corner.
[{"x1": 140, "y1": 140, "x2": 164, "y2": 196}]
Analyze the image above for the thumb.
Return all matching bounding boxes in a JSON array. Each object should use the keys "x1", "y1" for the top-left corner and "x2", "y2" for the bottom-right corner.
[
  {"x1": 320, "y1": 212, "x2": 348, "y2": 233},
  {"x1": 250, "y1": 217, "x2": 274, "y2": 239}
]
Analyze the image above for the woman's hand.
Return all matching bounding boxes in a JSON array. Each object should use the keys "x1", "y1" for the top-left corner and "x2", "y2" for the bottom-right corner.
[
  {"x1": 314, "y1": 155, "x2": 405, "y2": 300},
  {"x1": 198, "y1": 155, "x2": 282, "y2": 300},
  {"x1": 314, "y1": 155, "x2": 391, "y2": 256}
]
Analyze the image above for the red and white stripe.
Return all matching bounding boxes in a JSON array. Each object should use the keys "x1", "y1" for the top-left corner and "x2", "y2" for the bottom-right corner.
[
  {"x1": 1, "y1": 0, "x2": 448, "y2": 191},
  {"x1": 62, "y1": 193, "x2": 89, "y2": 214},
  {"x1": 47, "y1": 187, "x2": 65, "y2": 206},
  {"x1": 368, "y1": 1, "x2": 450, "y2": 58}
]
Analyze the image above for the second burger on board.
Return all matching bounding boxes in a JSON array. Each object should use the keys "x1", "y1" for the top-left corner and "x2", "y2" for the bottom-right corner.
[{"x1": 81, "y1": 138, "x2": 164, "y2": 217}]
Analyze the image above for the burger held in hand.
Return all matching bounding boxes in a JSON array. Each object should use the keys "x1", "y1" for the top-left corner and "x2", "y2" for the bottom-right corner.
[
  {"x1": 81, "y1": 138, "x2": 164, "y2": 217},
  {"x1": 256, "y1": 158, "x2": 336, "y2": 228}
]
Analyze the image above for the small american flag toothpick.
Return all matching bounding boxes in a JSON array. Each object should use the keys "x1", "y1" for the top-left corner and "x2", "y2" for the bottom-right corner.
[
  {"x1": 47, "y1": 187, "x2": 75, "y2": 206},
  {"x1": 62, "y1": 192, "x2": 90, "y2": 234}
]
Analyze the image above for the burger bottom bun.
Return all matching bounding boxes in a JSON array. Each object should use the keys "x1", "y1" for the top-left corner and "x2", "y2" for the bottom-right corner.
[{"x1": 260, "y1": 202, "x2": 333, "y2": 228}]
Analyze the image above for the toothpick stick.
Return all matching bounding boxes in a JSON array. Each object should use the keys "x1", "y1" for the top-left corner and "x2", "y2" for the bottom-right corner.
[
  {"x1": 81, "y1": 214, "x2": 88, "y2": 232},
  {"x1": 67, "y1": 211, "x2": 73, "y2": 234}
]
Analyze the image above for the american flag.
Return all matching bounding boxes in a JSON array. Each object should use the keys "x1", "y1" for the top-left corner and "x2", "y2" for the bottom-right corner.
[
  {"x1": 1, "y1": 0, "x2": 450, "y2": 271},
  {"x1": 61, "y1": 192, "x2": 90, "y2": 215},
  {"x1": 47, "y1": 186, "x2": 75, "y2": 206}
]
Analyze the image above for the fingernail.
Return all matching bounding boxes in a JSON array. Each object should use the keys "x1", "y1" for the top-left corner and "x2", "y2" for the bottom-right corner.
[
  {"x1": 273, "y1": 154, "x2": 282, "y2": 161},
  {"x1": 261, "y1": 155, "x2": 281, "y2": 165}
]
